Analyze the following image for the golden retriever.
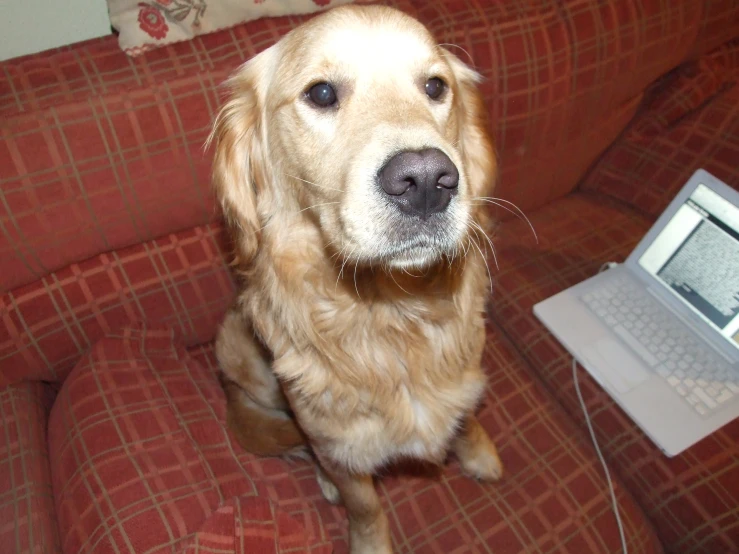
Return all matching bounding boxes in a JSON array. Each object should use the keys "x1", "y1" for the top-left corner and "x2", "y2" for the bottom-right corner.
[{"x1": 210, "y1": 5, "x2": 501, "y2": 552}]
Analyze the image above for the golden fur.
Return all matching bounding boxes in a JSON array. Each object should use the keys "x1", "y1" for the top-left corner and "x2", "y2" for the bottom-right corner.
[{"x1": 210, "y1": 6, "x2": 502, "y2": 552}]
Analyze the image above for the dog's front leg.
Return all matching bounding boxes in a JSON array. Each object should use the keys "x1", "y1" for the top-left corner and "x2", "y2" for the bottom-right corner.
[
  {"x1": 316, "y1": 454, "x2": 392, "y2": 554},
  {"x1": 453, "y1": 414, "x2": 504, "y2": 481}
]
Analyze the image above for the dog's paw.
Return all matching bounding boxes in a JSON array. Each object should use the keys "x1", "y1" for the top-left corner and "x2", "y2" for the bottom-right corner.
[
  {"x1": 460, "y1": 446, "x2": 504, "y2": 482},
  {"x1": 316, "y1": 467, "x2": 342, "y2": 505},
  {"x1": 456, "y1": 436, "x2": 504, "y2": 482}
]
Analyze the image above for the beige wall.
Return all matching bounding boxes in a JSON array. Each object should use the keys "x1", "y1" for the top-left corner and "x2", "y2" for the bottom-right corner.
[{"x1": 1, "y1": 0, "x2": 112, "y2": 61}]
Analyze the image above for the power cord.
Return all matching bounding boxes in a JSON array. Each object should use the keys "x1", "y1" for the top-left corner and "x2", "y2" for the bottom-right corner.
[
  {"x1": 572, "y1": 260, "x2": 628, "y2": 553},
  {"x1": 572, "y1": 358, "x2": 628, "y2": 553}
]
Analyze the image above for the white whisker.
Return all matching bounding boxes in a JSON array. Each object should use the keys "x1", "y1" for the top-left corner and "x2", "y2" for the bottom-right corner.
[
  {"x1": 285, "y1": 173, "x2": 344, "y2": 193},
  {"x1": 438, "y1": 43, "x2": 474, "y2": 65},
  {"x1": 353, "y1": 257, "x2": 361, "y2": 299},
  {"x1": 253, "y1": 201, "x2": 339, "y2": 235},
  {"x1": 468, "y1": 220, "x2": 499, "y2": 271},
  {"x1": 471, "y1": 196, "x2": 538, "y2": 243},
  {"x1": 467, "y1": 232, "x2": 493, "y2": 293},
  {"x1": 336, "y1": 246, "x2": 354, "y2": 293},
  {"x1": 388, "y1": 270, "x2": 411, "y2": 295}
]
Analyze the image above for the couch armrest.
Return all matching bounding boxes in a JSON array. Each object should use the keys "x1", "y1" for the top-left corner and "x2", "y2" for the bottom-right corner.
[{"x1": 581, "y1": 39, "x2": 739, "y2": 214}]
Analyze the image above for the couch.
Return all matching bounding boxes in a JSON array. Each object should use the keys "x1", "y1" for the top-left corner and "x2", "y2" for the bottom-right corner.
[{"x1": 1, "y1": 0, "x2": 738, "y2": 552}]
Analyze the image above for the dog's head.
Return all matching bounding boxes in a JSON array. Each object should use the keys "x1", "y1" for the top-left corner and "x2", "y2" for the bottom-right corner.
[{"x1": 210, "y1": 5, "x2": 496, "y2": 270}]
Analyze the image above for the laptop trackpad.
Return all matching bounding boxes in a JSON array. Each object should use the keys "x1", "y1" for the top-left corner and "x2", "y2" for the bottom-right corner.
[{"x1": 581, "y1": 338, "x2": 650, "y2": 394}]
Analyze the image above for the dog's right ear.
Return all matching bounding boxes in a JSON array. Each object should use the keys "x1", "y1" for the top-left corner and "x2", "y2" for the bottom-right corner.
[{"x1": 207, "y1": 49, "x2": 273, "y2": 262}]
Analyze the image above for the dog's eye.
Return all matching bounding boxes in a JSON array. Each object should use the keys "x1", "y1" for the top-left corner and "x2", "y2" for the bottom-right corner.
[
  {"x1": 425, "y1": 77, "x2": 446, "y2": 100},
  {"x1": 307, "y1": 82, "x2": 337, "y2": 107}
]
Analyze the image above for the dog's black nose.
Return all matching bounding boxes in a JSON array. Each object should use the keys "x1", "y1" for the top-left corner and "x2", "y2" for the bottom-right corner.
[{"x1": 378, "y1": 148, "x2": 459, "y2": 218}]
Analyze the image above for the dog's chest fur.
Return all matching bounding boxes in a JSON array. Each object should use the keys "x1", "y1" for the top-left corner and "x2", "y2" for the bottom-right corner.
[{"x1": 243, "y1": 233, "x2": 489, "y2": 473}]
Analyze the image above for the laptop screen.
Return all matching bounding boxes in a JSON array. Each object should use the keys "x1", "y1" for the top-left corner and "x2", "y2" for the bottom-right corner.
[{"x1": 638, "y1": 184, "x2": 739, "y2": 350}]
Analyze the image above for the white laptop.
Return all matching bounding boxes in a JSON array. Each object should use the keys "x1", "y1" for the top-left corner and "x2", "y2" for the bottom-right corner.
[{"x1": 534, "y1": 169, "x2": 739, "y2": 457}]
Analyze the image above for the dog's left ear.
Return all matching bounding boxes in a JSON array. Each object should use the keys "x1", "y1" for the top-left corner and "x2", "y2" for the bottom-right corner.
[
  {"x1": 443, "y1": 50, "x2": 497, "y2": 199},
  {"x1": 207, "y1": 47, "x2": 274, "y2": 263}
]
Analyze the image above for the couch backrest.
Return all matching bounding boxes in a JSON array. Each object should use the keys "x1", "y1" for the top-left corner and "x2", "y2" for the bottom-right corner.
[{"x1": 1, "y1": 0, "x2": 738, "y2": 385}]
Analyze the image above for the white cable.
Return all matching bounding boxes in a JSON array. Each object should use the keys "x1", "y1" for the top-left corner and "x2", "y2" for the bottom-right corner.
[{"x1": 572, "y1": 357, "x2": 628, "y2": 554}]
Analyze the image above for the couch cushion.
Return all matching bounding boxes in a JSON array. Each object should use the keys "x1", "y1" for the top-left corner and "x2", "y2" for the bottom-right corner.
[
  {"x1": 49, "y1": 325, "x2": 662, "y2": 553},
  {"x1": 0, "y1": 223, "x2": 234, "y2": 387},
  {"x1": 48, "y1": 326, "x2": 333, "y2": 554},
  {"x1": 490, "y1": 192, "x2": 739, "y2": 553},
  {"x1": 581, "y1": 39, "x2": 739, "y2": 216},
  {"x1": 0, "y1": 380, "x2": 60, "y2": 554}
]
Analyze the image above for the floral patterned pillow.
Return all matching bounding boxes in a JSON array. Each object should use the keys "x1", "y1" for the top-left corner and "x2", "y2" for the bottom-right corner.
[{"x1": 109, "y1": 0, "x2": 353, "y2": 56}]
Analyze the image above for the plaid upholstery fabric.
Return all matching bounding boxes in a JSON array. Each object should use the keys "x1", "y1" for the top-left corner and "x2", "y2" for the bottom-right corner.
[
  {"x1": 0, "y1": 75, "x2": 225, "y2": 292},
  {"x1": 4, "y1": 1, "x2": 739, "y2": 292},
  {"x1": 489, "y1": 192, "x2": 739, "y2": 554},
  {"x1": 48, "y1": 326, "x2": 332, "y2": 553},
  {"x1": 582, "y1": 39, "x2": 739, "y2": 216},
  {"x1": 48, "y1": 325, "x2": 662, "y2": 553},
  {"x1": 0, "y1": 223, "x2": 235, "y2": 387},
  {"x1": 0, "y1": 380, "x2": 61, "y2": 554},
  {"x1": 413, "y1": 0, "x2": 739, "y2": 216},
  {"x1": 690, "y1": 1, "x2": 739, "y2": 58},
  {"x1": 179, "y1": 497, "x2": 333, "y2": 554}
]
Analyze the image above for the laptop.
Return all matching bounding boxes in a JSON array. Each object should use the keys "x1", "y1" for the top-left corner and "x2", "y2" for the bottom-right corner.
[{"x1": 534, "y1": 169, "x2": 739, "y2": 457}]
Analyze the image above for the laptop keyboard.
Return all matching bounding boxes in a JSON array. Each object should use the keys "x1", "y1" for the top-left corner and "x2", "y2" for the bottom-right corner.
[{"x1": 581, "y1": 274, "x2": 738, "y2": 417}]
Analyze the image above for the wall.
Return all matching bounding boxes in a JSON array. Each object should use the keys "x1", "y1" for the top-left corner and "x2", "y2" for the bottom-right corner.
[{"x1": 1, "y1": 0, "x2": 111, "y2": 60}]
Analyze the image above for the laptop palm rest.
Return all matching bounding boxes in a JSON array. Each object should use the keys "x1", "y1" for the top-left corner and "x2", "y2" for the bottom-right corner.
[{"x1": 581, "y1": 338, "x2": 650, "y2": 394}]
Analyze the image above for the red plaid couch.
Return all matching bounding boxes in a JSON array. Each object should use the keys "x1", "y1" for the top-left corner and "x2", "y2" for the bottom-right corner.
[{"x1": 1, "y1": 0, "x2": 738, "y2": 552}]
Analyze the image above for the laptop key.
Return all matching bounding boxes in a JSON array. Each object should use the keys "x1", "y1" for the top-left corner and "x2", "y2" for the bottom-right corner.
[
  {"x1": 693, "y1": 388, "x2": 717, "y2": 409},
  {"x1": 716, "y1": 390, "x2": 734, "y2": 404}
]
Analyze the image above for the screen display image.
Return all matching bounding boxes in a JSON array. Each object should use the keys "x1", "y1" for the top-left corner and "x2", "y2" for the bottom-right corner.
[{"x1": 639, "y1": 185, "x2": 739, "y2": 350}]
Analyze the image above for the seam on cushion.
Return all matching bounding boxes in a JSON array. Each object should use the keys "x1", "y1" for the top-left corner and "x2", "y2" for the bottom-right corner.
[
  {"x1": 0, "y1": 222, "x2": 234, "y2": 388},
  {"x1": 659, "y1": 80, "x2": 736, "y2": 133},
  {"x1": 571, "y1": 93, "x2": 644, "y2": 197},
  {"x1": 2, "y1": 381, "x2": 62, "y2": 554},
  {"x1": 630, "y1": 39, "x2": 739, "y2": 138}
]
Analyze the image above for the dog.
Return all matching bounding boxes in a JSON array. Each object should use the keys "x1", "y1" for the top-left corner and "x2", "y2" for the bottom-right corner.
[{"x1": 209, "y1": 5, "x2": 502, "y2": 553}]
